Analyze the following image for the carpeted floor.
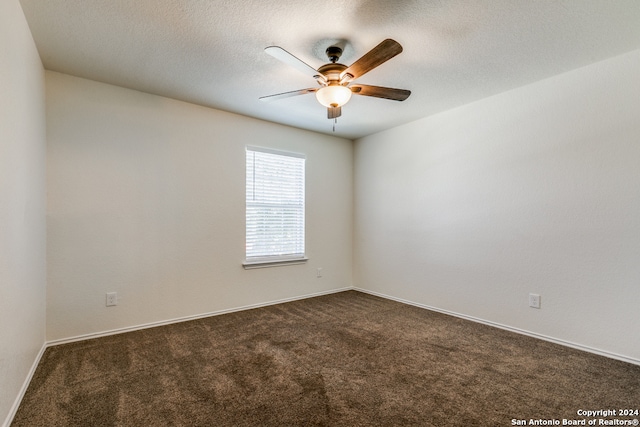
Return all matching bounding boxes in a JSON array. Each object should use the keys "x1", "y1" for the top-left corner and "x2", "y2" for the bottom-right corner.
[{"x1": 12, "y1": 290, "x2": 640, "y2": 426}]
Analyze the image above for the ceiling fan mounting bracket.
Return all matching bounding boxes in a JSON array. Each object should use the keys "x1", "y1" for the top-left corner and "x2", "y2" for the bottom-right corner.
[{"x1": 325, "y1": 46, "x2": 343, "y2": 63}]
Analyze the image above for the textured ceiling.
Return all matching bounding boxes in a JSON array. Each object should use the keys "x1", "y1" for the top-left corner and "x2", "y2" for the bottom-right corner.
[{"x1": 19, "y1": 0, "x2": 640, "y2": 139}]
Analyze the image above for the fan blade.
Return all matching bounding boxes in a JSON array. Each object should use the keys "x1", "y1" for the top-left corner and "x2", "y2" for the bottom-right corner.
[
  {"x1": 350, "y1": 84, "x2": 411, "y2": 101},
  {"x1": 265, "y1": 46, "x2": 320, "y2": 79},
  {"x1": 340, "y1": 39, "x2": 403, "y2": 82},
  {"x1": 328, "y1": 106, "x2": 342, "y2": 119},
  {"x1": 259, "y1": 88, "x2": 317, "y2": 102}
]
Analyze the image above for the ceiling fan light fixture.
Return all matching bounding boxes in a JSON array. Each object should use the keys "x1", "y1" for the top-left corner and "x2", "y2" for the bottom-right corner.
[
  {"x1": 315, "y1": 84, "x2": 352, "y2": 108},
  {"x1": 262, "y1": 39, "x2": 409, "y2": 121}
]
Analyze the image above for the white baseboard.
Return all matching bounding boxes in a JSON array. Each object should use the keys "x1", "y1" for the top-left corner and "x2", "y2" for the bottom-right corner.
[
  {"x1": 3, "y1": 341, "x2": 47, "y2": 427},
  {"x1": 354, "y1": 287, "x2": 640, "y2": 366},
  {"x1": 47, "y1": 286, "x2": 355, "y2": 347}
]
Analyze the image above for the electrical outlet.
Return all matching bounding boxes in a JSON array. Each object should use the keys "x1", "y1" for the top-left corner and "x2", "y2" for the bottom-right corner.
[
  {"x1": 528, "y1": 293, "x2": 541, "y2": 309},
  {"x1": 316, "y1": 268, "x2": 323, "y2": 278},
  {"x1": 106, "y1": 292, "x2": 117, "y2": 307}
]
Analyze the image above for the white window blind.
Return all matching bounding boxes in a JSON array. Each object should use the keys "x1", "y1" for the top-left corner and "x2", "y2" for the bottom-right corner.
[{"x1": 245, "y1": 147, "x2": 305, "y2": 264}]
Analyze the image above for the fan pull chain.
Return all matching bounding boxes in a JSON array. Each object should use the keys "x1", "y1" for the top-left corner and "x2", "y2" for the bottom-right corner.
[{"x1": 333, "y1": 118, "x2": 337, "y2": 132}]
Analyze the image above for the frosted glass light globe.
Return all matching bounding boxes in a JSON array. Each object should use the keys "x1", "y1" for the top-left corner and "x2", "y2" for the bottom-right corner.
[{"x1": 315, "y1": 85, "x2": 352, "y2": 108}]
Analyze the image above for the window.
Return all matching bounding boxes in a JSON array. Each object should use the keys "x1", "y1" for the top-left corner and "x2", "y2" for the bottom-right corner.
[{"x1": 244, "y1": 147, "x2": 306, "y2": 268}]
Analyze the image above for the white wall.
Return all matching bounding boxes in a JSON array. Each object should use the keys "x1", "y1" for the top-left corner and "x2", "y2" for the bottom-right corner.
[
  {"x1": 0, "y1": 0, "x2": 47, "y2": 424},
  {"x1": 46, "y1": 71, "x2": 352, "y2": 341},
  {"x1": 354, "y1": 49, "x2": 640, "y2": 362}
]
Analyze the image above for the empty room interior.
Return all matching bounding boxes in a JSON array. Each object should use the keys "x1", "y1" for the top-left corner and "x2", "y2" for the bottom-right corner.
[{"x1": 2, "y1": 0, "x2": 640, "y2": 425}]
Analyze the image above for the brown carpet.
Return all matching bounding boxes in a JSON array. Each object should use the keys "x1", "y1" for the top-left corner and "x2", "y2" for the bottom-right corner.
[{"x1": 12, "y1": 291, "x2": 640, "y2": 426}]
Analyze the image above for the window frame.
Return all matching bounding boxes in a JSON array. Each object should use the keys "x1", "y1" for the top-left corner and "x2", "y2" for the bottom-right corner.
[{"x1": 243, "y1": 146, "x2": 307, "y2": 269}]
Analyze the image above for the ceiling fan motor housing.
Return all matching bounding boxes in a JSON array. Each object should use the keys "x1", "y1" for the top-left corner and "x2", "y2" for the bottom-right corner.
[{"x1": 317, "y1": 62, "x2": 347, "y2": 83}]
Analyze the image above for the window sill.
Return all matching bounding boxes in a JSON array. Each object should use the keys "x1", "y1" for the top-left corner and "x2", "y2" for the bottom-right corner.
[{"x1": 242, "y1": 257, "x2": 308, "y2": 269}]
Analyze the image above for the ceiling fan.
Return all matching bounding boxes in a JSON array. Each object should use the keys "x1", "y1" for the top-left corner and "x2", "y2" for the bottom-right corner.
[{"x1": 260, "y1": 39, "x2": 411, "y2": 120}]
